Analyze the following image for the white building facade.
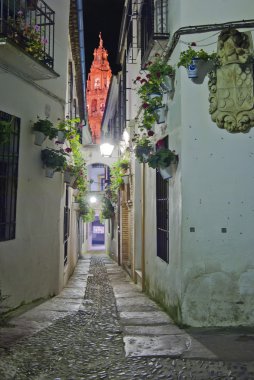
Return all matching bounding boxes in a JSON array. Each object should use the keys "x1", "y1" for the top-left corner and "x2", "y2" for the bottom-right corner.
[
  {"x1": 103, "y1": 0, "x2": 254, "y2": 327},
  {"x1": 0, "y1": 0, "x2": 86, "y2": 310}
]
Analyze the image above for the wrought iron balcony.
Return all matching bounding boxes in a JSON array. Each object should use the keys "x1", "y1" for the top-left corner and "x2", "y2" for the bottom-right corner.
[
  {"x1": 140, "y1": 0, "x2": 169, "y2": 67},
  {"x1": 0, "y1": 0, "x2": 56, "y2": 77}
]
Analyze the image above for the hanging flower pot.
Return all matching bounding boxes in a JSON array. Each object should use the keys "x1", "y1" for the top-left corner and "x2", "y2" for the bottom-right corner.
[
  {"x1": 73, "y1": 188, "x2": 79, "y2": 197},
  {"x1": 187, "y1": 59, "x2": 199, "y2": 78},
  {"x1": 73, "y1": 202, "x2": 80, "y2": 211},
  {"x1": 122, "y1": 174, "x2": 129, "y2": 185},
  {"x1": 154, "y1": 106, "x2": 166, "y2": 124},
  {"x1": 64, "y1": 170, "x2": 77, "y2": 187},
  {"x1": 34, "y1": 131, "x2": 46, "y2": 146},
  {"x1": 56, "y1": 130, "x2": 66, "y2": 144},
  {"x1": 45, "y1": 167, "x2": 55, "y2": 178},
  {"x1": 160, "y1": 75, "x2": 174, "y2": 94},
  {"x1": 159, "y1": 165, "x2": 173, "y2": 180},
  {"x1": 32, "y1": 118, "x2": 57, "y2": 143},
  {"x1": 41, "y1": 148, "x2": 67, "y2": 178},
  {"x1": 147, "y1": 92, "x2": 162, "y2": 100}
]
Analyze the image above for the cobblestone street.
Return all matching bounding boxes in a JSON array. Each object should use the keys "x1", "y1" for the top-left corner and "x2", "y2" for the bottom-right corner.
[{"x1": 0, "y1": 254, "x2": 254, "y2": 379}]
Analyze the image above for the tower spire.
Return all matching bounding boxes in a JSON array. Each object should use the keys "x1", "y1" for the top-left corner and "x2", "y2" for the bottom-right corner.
[
  {"x1": 99, "y1": 32, "x2": 103, "y2": 48},
  {"x1": 86, "y1": 34, "x2": 112, "y2": 144}
]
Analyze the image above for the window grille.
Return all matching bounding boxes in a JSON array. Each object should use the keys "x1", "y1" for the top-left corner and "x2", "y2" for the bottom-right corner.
[
  {"x1": 156, "y1": 136, "x2": 169, "y2": 262},
  {"x1": 154, "y1": 0, "x2": 168, "y2": 35},
  {"x1": 68, "y1": 61, "x2": 74, "y2": 118},
  {"x1": 126, "y1": 0, "x2": 133, "y2": 54},
  {"x1": 0, "y1": 111, "x2": 20, "y2": 242},
  {"x1": 139, "y1": 0, "x2": 169, "y2": 65}
]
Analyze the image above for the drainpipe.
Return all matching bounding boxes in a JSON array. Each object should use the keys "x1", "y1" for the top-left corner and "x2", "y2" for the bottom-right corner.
[
  {"x1": 141, "y1": 163, "x2": 145, "y2": 291},
  {"x1": 76, "y1": 0, "x2": 87, "y2": 123},
  {"x1": 164, "y1": 19, "x2": 254, "y2": 61}
]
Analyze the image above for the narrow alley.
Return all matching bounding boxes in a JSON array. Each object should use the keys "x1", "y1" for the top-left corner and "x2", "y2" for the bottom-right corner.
[{"x1": 0, "y1": 253, "x2": 253, "y2": 380}]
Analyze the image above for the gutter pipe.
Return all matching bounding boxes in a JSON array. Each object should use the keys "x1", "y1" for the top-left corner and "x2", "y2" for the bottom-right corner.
[{"x1": 76, "y1": 0, "x2": 87, "y2": 124}]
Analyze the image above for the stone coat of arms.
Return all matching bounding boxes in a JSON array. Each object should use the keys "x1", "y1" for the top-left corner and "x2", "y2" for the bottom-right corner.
[{"x1": 208, "y1": 29, "x2": 254, "y2": 133}]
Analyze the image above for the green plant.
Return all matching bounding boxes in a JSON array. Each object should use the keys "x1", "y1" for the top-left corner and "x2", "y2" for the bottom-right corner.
[
  {"x1": 132, "y1": 133, "x2": 154, "y2": 163},
  {"x1": 177, "y1": 47, "x2": 216, "y2": 68},
  {"x1": 81, "y1": 206, "x2": 95, "y2": 223},
  {"x1": 33, "y1": 117, "x2": 57, "y2": 139},
  {"x1": 109, "y1": 155, "x2": 130, "y2": 201},
  {"x1": 57, "y1": 116, "x2": 88, "y2": 193},
  {"x1": 100, "y1": 197, "x2": 114, "y2": 222},
  {"x1": 134, "y1": 55, "x2": 174, "y2": 131},
  {"x1": 41, "y1": 148, "x2": 67, "y2": 171},
  {"x1": 8, "y1": 10, "x2": 47, "y2": 60},
  {"x1": 147, "y1": 148, "x2": 177, "y2": 169},
  {"x1": 77, "y1": 198, "x2": 94, "y2": 222},
  {"x1": 0, "y1": 118, "x2": 14, "y2": 145},
  {"x1": 119, "y1": 158, "x2": 129, "y2": 171},
  {"x1": 72, "y1": 166, "x2": 88, "y2": 195},
  {"x1": 56, "y1": 116, "x2": 80, "y2": 139}
]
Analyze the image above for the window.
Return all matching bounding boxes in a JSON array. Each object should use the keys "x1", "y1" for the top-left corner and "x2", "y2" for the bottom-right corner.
[
  {"x1": 156, "y1": 136, "x2": 169, "y2": 262},
  {"x1": 91, "y1": 99, "x2": 97, "y2": 112},
  {"x1": 95, "y1": 78, "x2": 101, "y2": 89},
  {"x1": 0, "y1": 111, "x2": 20, "y2": 242},
  {"x1": 68, "y1": 61, "x2": 74, "y2": 118},
  {"x1": 139, "y1": 0, "x2": 169, "y2": 66}
]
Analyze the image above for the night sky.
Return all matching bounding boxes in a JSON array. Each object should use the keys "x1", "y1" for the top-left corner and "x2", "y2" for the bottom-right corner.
[{"x1": 83, "y1": 0, "x2": 125, "y2": 78}]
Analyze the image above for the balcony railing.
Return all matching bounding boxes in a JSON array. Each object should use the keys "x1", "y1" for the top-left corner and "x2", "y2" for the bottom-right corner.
[
  {"x1": 0, "y1": 0, "x2": 55, "y2": 69},
  {"x1": 140, "y1": 0, "x2": 169, "y2": 66}
]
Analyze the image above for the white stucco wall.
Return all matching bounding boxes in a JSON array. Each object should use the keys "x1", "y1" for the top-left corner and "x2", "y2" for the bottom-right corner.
[
  {"x1": 0, "y1": 0, "x2": 75, "y2": 309},
  {"x1": 142, "y1": 0, "x2": 254, "y2": 326}
]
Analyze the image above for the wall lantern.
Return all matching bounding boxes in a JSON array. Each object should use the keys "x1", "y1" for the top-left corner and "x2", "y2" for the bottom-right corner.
[
  {"x1": 100, "y1": 142, "x2": 114, "y2": 157},
  {"x1": 89, "y1": 196, "x2": 97, "y2": 204}
]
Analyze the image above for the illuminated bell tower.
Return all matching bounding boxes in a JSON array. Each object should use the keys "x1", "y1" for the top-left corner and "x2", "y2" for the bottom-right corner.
[{"x1": 86, "y1": 33, "x2": 112, "y2": 144}]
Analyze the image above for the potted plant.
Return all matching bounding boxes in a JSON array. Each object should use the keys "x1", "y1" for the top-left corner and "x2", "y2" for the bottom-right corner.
[
  {"x1": 32, "y1": 117, "x2": 57, "y2": 145},
  {"x1": 144, "y1": 55, "x2": 175, "y2": 94},
  {"x1": 177, "y1": 46, "x2": 216, "y2": 79},
  {"x1": 72, "y1": 168, "x2": 88, "y2": 194},
  {"x1": 8, "y1": 11, "x2": 47, "y2": 61},
  {"x1": 132, "y1": 133, "x2": 154, "y2": 163},
  {"x1": 41, "y1": 148, "x2": 67, "y2": 178},
  {"x1": 81, "y1": 207, "x2": 95, "y2": 223},
  {"x1": 56, "y1": 116, "x2": 80, "y2": 144},
  {"x1": 109, "y1": 161, "x2": 125, "y2": 198},
  {"x1": 100, "y1": 197, "x2": 115, "y2": 222},
  {"x1": 64, "y1": 164, "x2": 80, "y2": 187},
  {"x1": 76, "y1": 198, "x2": 95, "y2": 222},
  {"x1": 147, "y1": 148, "x2": 178, "y2": 180},
  {"x1": 119, "y1": 158, "x2": 129, "y2": 172},
  {"x1": 134, "y1": 55, "x2": 174, "y2": 131}
]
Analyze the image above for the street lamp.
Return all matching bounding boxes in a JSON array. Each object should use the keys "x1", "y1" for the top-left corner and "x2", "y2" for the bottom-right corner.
[{"x1": 100, "y1": 142, "x2": 114, "y2": 157}]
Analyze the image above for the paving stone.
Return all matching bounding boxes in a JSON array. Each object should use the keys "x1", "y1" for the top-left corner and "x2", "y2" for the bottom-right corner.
[
  {"x1": 124, "y1": 335, "x2": 192, "y2": 357},
  {"x1": 123, "y1": 324, "x2": 186, "y2": 336},
  {"x1": 0, "y1": 254, "x2": 254, "y2": 380},
  {"x1": 119, "y1": 311, "x2": 173, "y2": 325}
]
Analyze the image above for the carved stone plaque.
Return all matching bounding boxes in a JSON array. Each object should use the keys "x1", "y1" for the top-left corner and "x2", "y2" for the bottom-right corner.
[{"x1": 208, "y1": 29, "x2": 254, "y2": 133}]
